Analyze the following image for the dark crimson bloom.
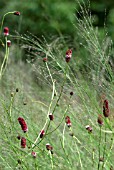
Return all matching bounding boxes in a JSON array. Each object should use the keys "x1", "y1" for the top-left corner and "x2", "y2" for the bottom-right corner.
[
  {"x1": 31, "y1": 151, "x2": 37, "y2": 158},
  {"x1": 18, "y1": 117, "x2": 28, "y2": 133},
  {"x1": 65, "y1": 49, "x2": 72, "y2": 63},
  {"x1": 14, "y1": 11, "x2": 20, "y2": 16},
  {"x1": 21, "y1": 137, "x2": 26, "y2": 148},
  {"x1": 70, "y1": 91, "x2": 73, "y2": 96},
  {"x1": 46, "y1": 143, "x2": 53, "y2": 154},
  {"x1": 103, "y1": 99, "x2": 110, "y2": 117},
  {"x1": 85, "y1": 125, "x2": 92, "y2": 133},
  {"x1": 7, "y1": 40, "x2": 11, "y2": 47},
  {"x1": 43, "y1": 57, "x2": 48, "y2": 62},
  {"x1": 40, "y1": 130, "x2": 45, "y2": 138},
  {"x1": 49, "y1": 113, "x2": 54, "y2": 120},
  {"x1": 65, "y1": 116, "x2": 71, "y2": 128},
  {"x1": 97, "y1": 114, "x2": 103, "y2": 126},
  {"x1": 4, "y1": 27, "x2": 9, "y2": 36}
]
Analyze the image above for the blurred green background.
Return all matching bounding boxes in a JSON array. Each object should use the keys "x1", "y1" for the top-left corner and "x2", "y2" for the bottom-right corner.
[{"x1": 1, "y1": 0, "x2": 114, "y2": 39}]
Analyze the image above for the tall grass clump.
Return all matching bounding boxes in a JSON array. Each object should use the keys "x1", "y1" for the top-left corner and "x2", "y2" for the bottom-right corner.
[{"x1": 0, "y1": 0, "x2": 114, "y2": 169}]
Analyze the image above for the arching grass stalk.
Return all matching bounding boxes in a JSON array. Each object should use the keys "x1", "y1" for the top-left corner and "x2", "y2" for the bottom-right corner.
[
  {"x1": 98, "y1": 126, "x2": 102, "y2": 170},
  {"x1": 0, "y1": 11, "x2": 16, "y2": 35},
  {"x1": 44, "y1": 63, "x2": 68, "y2": 136}
]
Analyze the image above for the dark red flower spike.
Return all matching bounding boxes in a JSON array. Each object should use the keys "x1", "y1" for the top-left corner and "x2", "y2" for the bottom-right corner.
[
  {"x1": 103, "y1": 99, "x2": 110, "y2": 117},
  {"x1": 21, "y1": 137, "x2": 26, "y2": 148},
  {"x1": 18, "y1": 117, "x2": 28, "y2": 133}
]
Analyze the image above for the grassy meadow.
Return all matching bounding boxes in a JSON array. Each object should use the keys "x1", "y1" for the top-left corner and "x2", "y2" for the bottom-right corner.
[{"x1": 0, "y1": 1, "x2": 114, "y2": 170}]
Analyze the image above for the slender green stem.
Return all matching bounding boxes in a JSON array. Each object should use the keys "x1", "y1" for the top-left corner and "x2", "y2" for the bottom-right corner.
[
  {"x1": 62, "y1": 123, "x2": 66, "y2": 149},
  {"x1": 102, "y1": 125, "x2": 107, "y2": 170},
  {"x1": 75, "y1": 141, "x2": 83, "y2": 169},
  {"x1": 49, "y1": 151, "x2": 54, "y2": 170},
  {"x1": 0, "y1": 36, "x2": 8, "y2": 79},
  {"x1": 98, "y1": 126, "x2": 102, "y2": 170},
  {"x1": 103, "y1": 138, "x2": 114, "y2": 168}
]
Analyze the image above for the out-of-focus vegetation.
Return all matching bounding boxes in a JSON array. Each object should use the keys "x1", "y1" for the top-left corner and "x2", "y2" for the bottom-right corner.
[{"x1": 0, "y1": 0, "x2": 114, "y2": 40}]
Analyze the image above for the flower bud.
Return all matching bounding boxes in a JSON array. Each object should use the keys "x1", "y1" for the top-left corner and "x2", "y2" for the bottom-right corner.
[
  {"x1": 85, "y1": 125, "x2": 92, "y2": 133},
  {"x1": 97, "y1": 114, "x2": 103, "y2": 126},
  {"x1": 14, "y1": 11, "x2": 20, "y2": 16},
  {"x1": 31, "y1": 151, "x2": 37, "y2": 158},
  {"x1": 65, "y1": 49, "x2": 72, "y2": 63},
  {"x1": 43, "y1": 57, "x2": 48, "y2": 62},
  {"x1": 70, "y1": 91, "x2": 73, "y2": 96},
  {"x1": 46, "y1": 143, "x2": 53, "y2": 154},
  {"x1": 7, "y1": 40, "x2": 11, "y2": 47},
  {"x1": 49, "y1": 113, "x2": 54, "y2": 120},
  {"x1": 4, "y1": 27, "x2": 9, "y2": 36},
  {"x1": 65, "y1": 116, "x2": 71, "y2": 128},
  {"x1": 40, "y1": 130, "x2": 45, "y2": 138}
]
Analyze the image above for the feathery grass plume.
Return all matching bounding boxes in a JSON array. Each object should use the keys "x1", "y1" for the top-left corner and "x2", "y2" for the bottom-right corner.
[
  {"x1": 65, "y1": 116, "x2": 71, "y2": 128},
  {"x1": 4, "y1": 27, "x2": 9, "y2": 36},
  {"x1": 21, "y1": 137, "x2": 26, "y2": 148},
  {"x1": 18, "y1": 117, "x2": 28, "y2": 133},
  {"x1": 103, "y1": 99, "x2": 110, "y2": 117}
]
